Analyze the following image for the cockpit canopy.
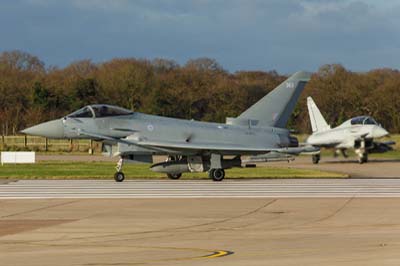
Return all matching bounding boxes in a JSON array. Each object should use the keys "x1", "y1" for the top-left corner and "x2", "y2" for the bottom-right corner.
[
  {"x1": 68, "y1": 105, "x2": 134, "y2": 118},
  {"x1": 350, "y1": 116, "x2": 378, "y2": 125}
]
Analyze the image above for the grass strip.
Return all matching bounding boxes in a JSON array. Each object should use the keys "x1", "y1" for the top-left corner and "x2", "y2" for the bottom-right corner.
[{"x1": 0, "y1": 161, "x2": 347, "y2": 179}]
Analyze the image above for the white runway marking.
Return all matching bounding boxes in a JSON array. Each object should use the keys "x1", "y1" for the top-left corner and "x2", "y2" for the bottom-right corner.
[{"x1": 2, "y1": 179, "x2": 400, "y2": 198}]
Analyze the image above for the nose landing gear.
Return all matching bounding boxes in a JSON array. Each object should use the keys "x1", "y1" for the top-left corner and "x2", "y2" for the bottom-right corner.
[
  {"x1": 114, "y1": 157, "x2": 125, "y2": 182},
  {"x1": 356, "y1": 139, "x2": 368, "y2": 164}
]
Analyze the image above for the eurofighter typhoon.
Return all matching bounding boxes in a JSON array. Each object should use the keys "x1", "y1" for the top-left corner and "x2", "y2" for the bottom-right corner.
[
  {"x1": 22, "y1": 71, "x2": 311, "y2": 182},
  {"x1": 306, "y1": 97, "x2": 395, "y2": 164}
]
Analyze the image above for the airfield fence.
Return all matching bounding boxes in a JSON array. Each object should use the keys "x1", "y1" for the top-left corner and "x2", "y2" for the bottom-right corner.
[
  {"x1": 0, "y1": 135, "x2": 102, "y2": 153},
  {"x1": 1, "y1": 134, "x2": 399, "y2": 154}
]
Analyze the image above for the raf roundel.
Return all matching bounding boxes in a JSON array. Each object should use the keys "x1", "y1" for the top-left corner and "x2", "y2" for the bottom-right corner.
[{"x1": 147, "y1": 124, "x2": 154, "y2": 132}]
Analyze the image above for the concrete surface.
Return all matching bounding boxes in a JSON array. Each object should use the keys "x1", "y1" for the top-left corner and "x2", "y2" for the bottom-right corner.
[
  {"x1": 0, "y1": 179, "x2": 400, "y2": 266},
  {"x1": 266, "y1": 156, "x2": 400, "y2": 178},
  {"x1": 2, "y1": 155, "x2": 400, "y2": 265},
  {"x1": 3, "y1": 179, "x2": 400, "y2": 198},
  {"x1": 1, "y1": 197, "x2": 400, "y2": 265}
]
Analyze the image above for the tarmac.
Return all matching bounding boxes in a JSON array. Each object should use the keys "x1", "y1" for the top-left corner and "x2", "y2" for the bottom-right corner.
[
  {"x1": 3, "y1": 179, "x2": 400, "y2": 198},
  {"x1": 1, "y1": 156, "x2": 400, "y2": 265},
  {"x1": 268, "y1": 156, "x2": 400, "y2": 178},
  {"x1": 1, "y1": 180, "x2": 400, "y2": 265}
]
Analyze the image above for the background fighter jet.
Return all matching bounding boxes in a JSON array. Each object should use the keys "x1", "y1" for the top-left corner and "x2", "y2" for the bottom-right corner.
[
  {"x1": 22, "y1": 71, "x2": 311, "y2": 182},
  {"x1": 306, "y1": 97, "x2": 395, "y2": 164}
]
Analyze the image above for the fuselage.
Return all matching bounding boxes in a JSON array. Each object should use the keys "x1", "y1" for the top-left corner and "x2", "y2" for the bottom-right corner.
[
  {"x1": 23, "y1": 105, "x2": 296, "y2": 156},
  {"x1": 65, "y1": 113, "x2": 293, "y2": 155},
  {"x1": 306, "y1": 116, "x2": 388, "y2": 149}
]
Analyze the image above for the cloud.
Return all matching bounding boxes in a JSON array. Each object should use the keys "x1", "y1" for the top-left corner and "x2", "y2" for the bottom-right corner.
[
  {"x1": 1, "y1": 0, "x2": 400, "y2": 72},
  {"x1": 70, "y1": 0, "x2": 131, "y2": 12}
]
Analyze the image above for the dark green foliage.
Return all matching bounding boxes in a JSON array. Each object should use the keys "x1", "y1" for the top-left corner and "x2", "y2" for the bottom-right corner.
[
  {"x1": 72, "y1": 78, "x2": 100, "y2": 109},
  {"x1": 33, "y1": 82, "x2": 51, "y2": 108}
]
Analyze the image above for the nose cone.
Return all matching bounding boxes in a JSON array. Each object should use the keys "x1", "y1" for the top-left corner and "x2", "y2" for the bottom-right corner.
[
  {"x1": 21, "y1": 119, "x2": 64, "y2": 138},
  {"x1": 372, "y1": 126, "x2": 389, "y2": 138}
]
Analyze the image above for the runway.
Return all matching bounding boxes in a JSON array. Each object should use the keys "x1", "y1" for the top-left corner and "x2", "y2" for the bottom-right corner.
[
  {"x1": 3, "y1": 179, "x2": 400, "y2": 265},
  {"x1": 2, "y1": 196, "x2": 400, "y2": 265},
  {"x1": 3, "y1": 179, "x2": 400, "y2": 198}
]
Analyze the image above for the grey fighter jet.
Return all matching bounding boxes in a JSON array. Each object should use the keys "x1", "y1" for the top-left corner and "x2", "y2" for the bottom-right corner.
[
  {"x1": 22, "y1": 71, "x2": 311, "y2": 182},
  {"x1": 306, "y1": 97, "x2": 395, "y2": 164}
]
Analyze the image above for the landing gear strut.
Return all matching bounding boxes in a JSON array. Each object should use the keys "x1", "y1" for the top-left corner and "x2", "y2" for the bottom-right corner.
[
  {"x1": 166, "y1": 156, "x2": 183, "y2": 180},
  {"x1": 114, "y1": 157, "x2": 125, "y2": 182},
  {"x1": 312, "y1": 154, "x2": 320, "y2": 164},
  {"x1": 357, "y1": 152, "x2": 368, "y2": 164},
  {"x1": 356, "y1": 139, "x2": 368, "y2": 164},
  {"x1": 209, "y1": 168, "x2": 225, "y2": 181},
  {"x1": 208, "y1": 154, "x2": 225, "y2": 181}
]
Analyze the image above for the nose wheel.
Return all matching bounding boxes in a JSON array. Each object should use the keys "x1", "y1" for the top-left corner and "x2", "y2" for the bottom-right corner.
[
  {"x1": 356, "y1": 140, "x2": 368, "y2": 164},
  {"x1": 114, "y1": 171, "x2": 125, "y2": 182},
  {"x1": 114, "y1": 157, "x2": 125, "y2": 182}
]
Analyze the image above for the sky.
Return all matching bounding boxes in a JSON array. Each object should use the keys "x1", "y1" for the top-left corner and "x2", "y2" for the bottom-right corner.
[{"x1": 1, "y1": 0, "x2": 399, "y2": 73}]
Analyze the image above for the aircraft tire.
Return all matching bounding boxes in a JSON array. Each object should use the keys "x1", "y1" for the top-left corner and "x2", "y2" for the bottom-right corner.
[
  {"x1": 358, "y1": 153, "x2": 368, "y2": 164},
  {"x1": 167, "y1": 173, "x2": 182, "y2": 180},
  {"x1": 114, "y1": 172, "x2": 125, "y2": 182},
  {"x1": 312, "y1": 154, "x2": 320, "y2": 164},
  {"x1": 363, "y1": 153, "x2": 368, "y2": 163},
  {"x1": 209, "y1": 169, "x2": 225, "y2": 182}
]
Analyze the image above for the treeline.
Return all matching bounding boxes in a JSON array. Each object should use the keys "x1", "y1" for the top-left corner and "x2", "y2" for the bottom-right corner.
[{"x1": 0, "y1": 50, "x2": 399, "y2": 135}]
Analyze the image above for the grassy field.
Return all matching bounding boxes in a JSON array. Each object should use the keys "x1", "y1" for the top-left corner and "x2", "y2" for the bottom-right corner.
[{"x1": 0, "y1": 161, "x2": 347, "y2": 179}]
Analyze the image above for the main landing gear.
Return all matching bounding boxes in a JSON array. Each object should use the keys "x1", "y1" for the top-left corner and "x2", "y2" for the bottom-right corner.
[
  {"x1": 208, "y1": 154, "x2": 226, "y2": 181},
  {"x1": 209, "y1": 168, "x2": 225, "y2": 181},
  {"x1": 114, "y1": 157, "x2": 125, "y2": 182},
  {"x1": 165, "y1": 156, "x2": 183, "y2": 180},
  {"x1": 167, "y1": 173, "x2": 182, "y2": 180},
  {"x1": 357, "y1": 152, "x2": 368, "y2": 164},
  {"x1": 312, "y1": 154, "x2": 320, "y2": 164}
]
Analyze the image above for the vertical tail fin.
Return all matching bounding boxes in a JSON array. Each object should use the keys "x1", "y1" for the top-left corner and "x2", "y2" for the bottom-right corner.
[
  {"x1": 307, "y1": 97, "x2": 330, "y2": 133},
  {"x1": 236, "y1": 71, "x2": 311, "y2": 128}
]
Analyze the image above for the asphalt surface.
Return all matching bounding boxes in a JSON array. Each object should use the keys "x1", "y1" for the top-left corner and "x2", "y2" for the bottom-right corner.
[
  {"x1": 2, "y1": 197, "x2": 400, "y2": 265},
  {"x1": 266, "y1": 156, "x2": 400, "y2": 178},
  {"x1": 2, "y1": 157, "x2": 400, "y2": 265},
  {"x1": 3, "y1": 179, "x2": 400, "y2": 198}
]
